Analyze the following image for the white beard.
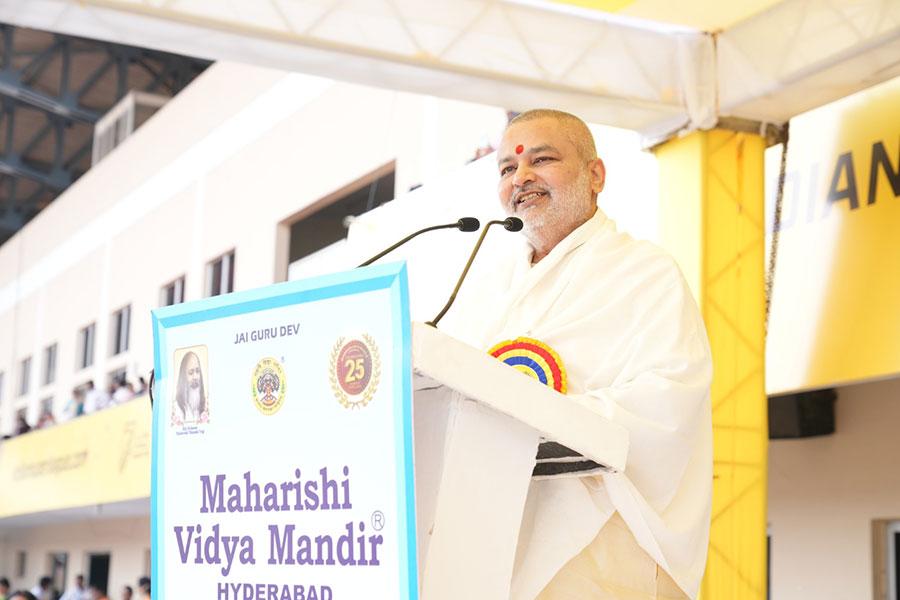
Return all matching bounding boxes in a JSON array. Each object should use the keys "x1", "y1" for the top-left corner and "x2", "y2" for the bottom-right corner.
[
  {"x1": 520, "y1": 170, "x2": 594, "y2": 253},
  {"x1": 185, "y1": 387, "x2": 202, "y2": 420}
]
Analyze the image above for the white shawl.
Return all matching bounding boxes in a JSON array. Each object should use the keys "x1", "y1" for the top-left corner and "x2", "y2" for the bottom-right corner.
[{"x1": 444, "y1": 209, "x2": 712, "y2": 599}]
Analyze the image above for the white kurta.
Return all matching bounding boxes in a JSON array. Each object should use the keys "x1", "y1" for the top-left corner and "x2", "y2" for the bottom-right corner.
[{"x1": 443, "y1": 209, "x2": 713, "y2": 600}]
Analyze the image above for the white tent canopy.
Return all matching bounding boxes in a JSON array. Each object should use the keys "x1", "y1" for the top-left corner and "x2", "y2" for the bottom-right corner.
[{"x1": 3, "y1": 0, "x2": 898, "y2": 143}]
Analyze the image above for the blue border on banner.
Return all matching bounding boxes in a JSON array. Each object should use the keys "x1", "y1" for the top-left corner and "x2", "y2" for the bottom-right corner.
[
  {"x1": 392, "y1": 266, "x2": 418, "y2": 600},
  {"x1": 150, "y1": 262, "x2": 418, "y2": 598},
  {"x1": 150, "y1": 311, "x2": 165, "y2": 593}
]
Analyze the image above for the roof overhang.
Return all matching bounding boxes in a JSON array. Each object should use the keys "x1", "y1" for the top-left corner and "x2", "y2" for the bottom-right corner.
[{"x1": 1, "y1": 0, "x2": 898, "y2": 144}]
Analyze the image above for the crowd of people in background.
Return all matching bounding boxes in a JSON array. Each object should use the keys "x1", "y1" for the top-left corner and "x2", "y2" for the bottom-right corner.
[
  {"x1": 6, "y1": 375, "x2": 148, "y2": 439},
  {"x1": 0, "y1": 574, "x2": 150, "y2": 600}
]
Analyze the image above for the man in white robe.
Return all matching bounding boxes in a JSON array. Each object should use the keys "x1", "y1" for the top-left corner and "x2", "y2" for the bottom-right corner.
[{"x1": 447, "y1": 110, "x2": 712, "y2": 599}]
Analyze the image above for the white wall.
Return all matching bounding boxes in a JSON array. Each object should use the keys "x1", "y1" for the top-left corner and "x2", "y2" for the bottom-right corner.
[
  {"x1": 0, "y1": 516, "x2": 150, "y2": 597},
  {"x1": 769, "y1": 376, "x2": 900, "y2": 599}
]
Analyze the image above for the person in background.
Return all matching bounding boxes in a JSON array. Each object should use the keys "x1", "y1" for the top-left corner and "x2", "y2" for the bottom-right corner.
[
  {"x1": 119, "y1": 586, "x2": 131, "y2": 600},
  {"x1": 36, "y1": 408, "x2": 56, "y2": 429},
  {"x1": 135, "y1": 578, "x2": 149, "y2": 600},
  {"x1": 83, "y1": 380, "x2": 112, "y2": 414},
  {"x1": 64, "y1": 388, "x2": 86, "y2": 420},
  {"x1": 59, "y1": 575, "x2": 89, "y2": 600},
  {"x1": 28, "y1": 576, "x2": 53, "y2": 600},
  {"x1": 0, "y1": 577, "x2": 11, "y2": 600},
  {"x1": 135, "y1": 377, "x2": 147, "y2": 395},
  {"x1": 8, "y1": 591, "x2": 38, "y2": 600},
  {"x1": 82, "y1": 381, "x2": 98, "y2": 414},
  {"x1": 112, "y1": 378, "x2": 134, "y2": 404},
  {"x1": 15, "y1": 415, "x2": 31, "y2": 436},
  {"x1": 105, "y1": 382, "x2": 118, "y2": 406},
  {"x1": 61, "y1": 389, "x2": 79, "y2": 421},
  {"x1": 87, "y1": 587, "x2": 107, "y2": 600}
]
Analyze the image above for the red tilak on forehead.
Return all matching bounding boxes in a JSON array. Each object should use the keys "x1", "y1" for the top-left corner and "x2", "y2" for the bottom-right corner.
[{"x1": 515, "y1": 144, "x2": 524, "y2": 154}]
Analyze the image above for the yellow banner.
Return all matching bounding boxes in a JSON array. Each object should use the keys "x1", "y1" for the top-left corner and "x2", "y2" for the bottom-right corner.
[
  {"x1": 0, "y1": 397, "x2": 151, "y2": 518},
  {"x1": 766, "y1": 76, "x2": 900, "y2": 394}
]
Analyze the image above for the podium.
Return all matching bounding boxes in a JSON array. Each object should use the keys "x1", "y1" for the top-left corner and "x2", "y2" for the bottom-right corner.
[
  {"x1": 150, "y1": 264, "x2": 628, "y2": 598},
  {"x1": 412, "y1": 322, "x2": 628, "y2": 600}
]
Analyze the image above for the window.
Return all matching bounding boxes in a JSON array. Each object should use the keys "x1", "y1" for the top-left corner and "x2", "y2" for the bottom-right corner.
[
  {"x1": 87, "y1": 552, "x2": 111, "y2": 594},
  {"x1": 43, "y1": 343, "x2": 58, "y2": 385},
  {"x1": 888, "y1": 521, "x2": 900, "y2": 600},
  {"x1": 48, "y1": 552, "x2": 68, "y2": 593},
  {"x1": 110, "y1": 305, "x2": 131, "y2": 355},
  {"x1": 18, "y1": 356, "x2": 31, "y2": 396},
  {"x1": 160, "y1": 276, "x2": 185, "y2": 306},
  {"x1": 288, "y1": 168, "x2": 395, "y2": 264},
  {"x1": 15, "y1": 550, "x2": 26, "y2": 578},
  {"x1": 206, "y1": 251, "x2": 235, "y2": 297},
  {"x1": 78, "y1": 323, "x2": 96, "y2": 369}
]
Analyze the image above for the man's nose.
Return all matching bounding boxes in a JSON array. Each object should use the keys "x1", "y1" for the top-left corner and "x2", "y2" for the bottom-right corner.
[{"x1": 512, "y1": 162, "x2": 535, "y2": 186}]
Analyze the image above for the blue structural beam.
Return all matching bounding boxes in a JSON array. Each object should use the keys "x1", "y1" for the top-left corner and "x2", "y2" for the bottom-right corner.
[
  {"x1": 0, "y1": 72, "x2": 100, "y2": 123},
  {"x1": 0, "y1": 207, "x2": 25, "y2": 232},
  {"x1": 0, "y1": 155, "x2": 71, "y2": 190}
]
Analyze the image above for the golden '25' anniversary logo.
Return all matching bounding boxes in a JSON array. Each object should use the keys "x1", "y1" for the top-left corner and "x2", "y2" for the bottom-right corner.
[{"x1": 329, "y1": 334, "x2": 380, "y2": 409}]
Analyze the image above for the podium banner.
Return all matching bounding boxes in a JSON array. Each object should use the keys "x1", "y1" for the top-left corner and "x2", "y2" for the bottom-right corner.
[{"x1": 151, "y1": 262, "x2": 416, "y2": 599}]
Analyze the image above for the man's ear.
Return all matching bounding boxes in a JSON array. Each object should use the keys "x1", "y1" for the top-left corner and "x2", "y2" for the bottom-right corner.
[{"x1": 589, "y1": 157, "x2": 606, "y2": 194}]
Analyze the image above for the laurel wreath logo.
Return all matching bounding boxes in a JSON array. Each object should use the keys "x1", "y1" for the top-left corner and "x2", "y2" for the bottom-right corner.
[{"x1": 329, "y1": 334, "x2": 381, "y2": 409}]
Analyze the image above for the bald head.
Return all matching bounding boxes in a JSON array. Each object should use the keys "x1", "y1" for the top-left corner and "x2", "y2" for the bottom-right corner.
[{"x1": 506, "y1": 109, "x2": 597, "y2": 163}]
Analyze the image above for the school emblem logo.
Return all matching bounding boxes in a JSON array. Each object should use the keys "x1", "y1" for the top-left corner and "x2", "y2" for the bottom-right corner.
[
  {"x1": 252, "y1": 357, "x2": 286, "y2": 415},
  {"x1": 488, "y1": 337, "x2": 568, "y2": 393},
  {"x1": 330, "y1": 334, "x2": 381, "y2": 409}
]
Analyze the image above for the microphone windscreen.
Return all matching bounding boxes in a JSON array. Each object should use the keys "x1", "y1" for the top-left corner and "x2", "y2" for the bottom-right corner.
[
  {"x1": 504, "y1": 217, "x2": 524, "y2": 232},
  {"x1": 457, "y1": 217, "x2": 480, "y2": 232}
]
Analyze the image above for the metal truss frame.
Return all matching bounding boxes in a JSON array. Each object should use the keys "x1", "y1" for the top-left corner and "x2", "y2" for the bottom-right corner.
[{"x1": 0, "y1": 23, "x2": 208, "y2": 240}]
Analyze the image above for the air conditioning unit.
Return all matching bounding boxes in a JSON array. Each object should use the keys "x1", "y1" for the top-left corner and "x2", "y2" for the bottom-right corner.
[{"x1": 92, "y1": 90, "x2": 169, "y2": 165}]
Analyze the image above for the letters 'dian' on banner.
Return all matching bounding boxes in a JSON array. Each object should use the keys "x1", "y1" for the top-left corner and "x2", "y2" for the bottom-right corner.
[
  {"x1": 766, "y1": 76, "x2": 900, "y2": 394},
  {"x1": 151, "y1": 262, "x2": 416, "y2": 600}
]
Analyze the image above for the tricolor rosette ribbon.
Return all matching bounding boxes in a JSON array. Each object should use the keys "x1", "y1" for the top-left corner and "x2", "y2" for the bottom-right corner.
[{"x1": 488, "y1": 336, "x2": 567, "y2": 393}]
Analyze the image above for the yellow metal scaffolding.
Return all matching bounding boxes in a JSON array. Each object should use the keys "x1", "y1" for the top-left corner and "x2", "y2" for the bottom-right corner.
[{"x1": 656, "y1": 129, "x2": 768, "y2": 599}]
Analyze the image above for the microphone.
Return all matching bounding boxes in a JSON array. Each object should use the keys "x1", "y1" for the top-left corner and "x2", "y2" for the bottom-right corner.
[
  {"x1": 427, "y1": 217, "x2": 524, "y2": 327},
  {"x1": 357, "y1": 217, "x2": 480, "y2": 267}
]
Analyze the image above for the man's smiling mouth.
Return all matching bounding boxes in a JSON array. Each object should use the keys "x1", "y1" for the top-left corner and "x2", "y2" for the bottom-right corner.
[{"x1": 515, "y1": 190, "x2": 547, "y2": 210}]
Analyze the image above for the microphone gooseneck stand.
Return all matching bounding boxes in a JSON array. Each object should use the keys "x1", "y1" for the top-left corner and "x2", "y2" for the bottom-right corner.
[
  {"x1": 427, "y1": 217, "x2": 523, "y2": 328},
  {"x1": 358, "y1": 217, "x2": 480, "y2": 267}
]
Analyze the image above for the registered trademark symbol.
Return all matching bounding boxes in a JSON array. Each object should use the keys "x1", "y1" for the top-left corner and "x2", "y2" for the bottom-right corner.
[{"x1": 371, "y1": 510, "x2": 385, "y2": 531}]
